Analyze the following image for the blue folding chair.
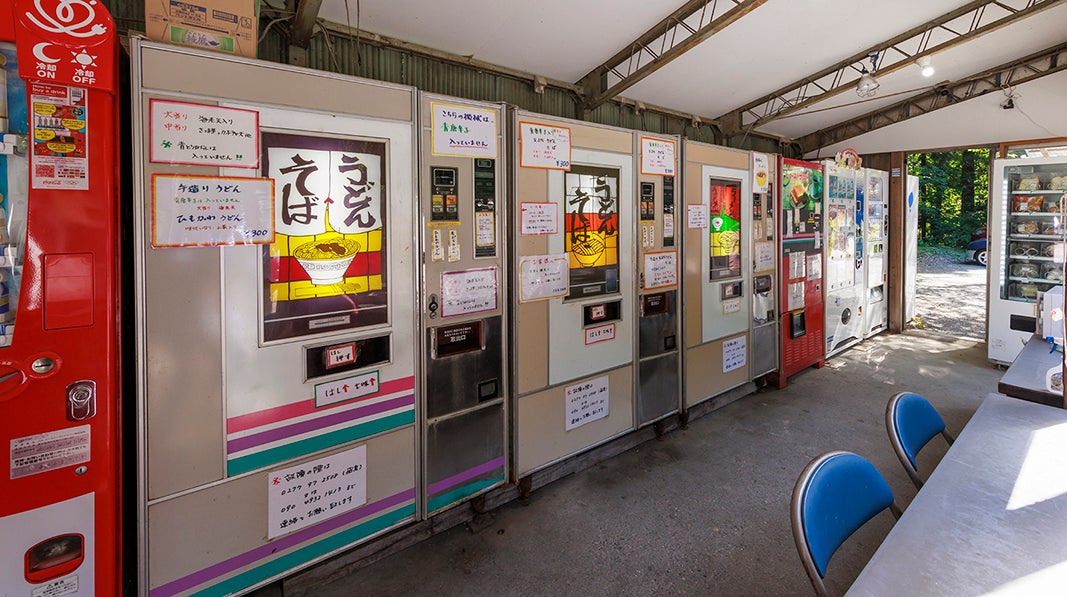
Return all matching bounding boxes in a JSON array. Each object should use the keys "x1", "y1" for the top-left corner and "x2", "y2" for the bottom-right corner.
[
  {"x1": 791, "y1": 451, "x2": 902, "y2": 596},
  {"x1": 886, "y1": 392, "x2": 955, "y2": 489}
]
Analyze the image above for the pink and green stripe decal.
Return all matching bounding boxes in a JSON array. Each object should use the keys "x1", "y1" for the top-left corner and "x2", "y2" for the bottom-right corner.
[
  {"x1": 226, "y1": 376, "x2": 415, "y2": 476},
  {"x1": 150, "y1": 488, "x2": 416, "y2": 597},
  {"x1": 428, "y1": 456, "x2": 506, "y2": 512}
]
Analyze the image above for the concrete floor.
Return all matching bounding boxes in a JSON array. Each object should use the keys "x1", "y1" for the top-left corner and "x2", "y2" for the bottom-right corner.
[{"x1": 284, "y1": 331, "x2": 1002, "y2": 596}]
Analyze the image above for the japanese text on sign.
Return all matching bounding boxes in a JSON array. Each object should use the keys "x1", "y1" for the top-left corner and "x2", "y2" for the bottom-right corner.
[
  {"x1": 151, "y1": 175, "x2": 274, "y2": 247},
  {"x1": 431, "y1": 102, "x2": 497, "y2": 158},
  {"x1": 641, "y1": 136, "x2": 676, "y2": 176},
  {"x1": 752, "y1": 152, "x2": 770, "y2": 193},
  {"x1": 565, "y1": 375, "x2": 610, "y2": 431},
  {"x1": 520, "y1": 202, "x2": 558, "y2": 235},
  {"x1": 519, "y1": 253, "x2": 568, "y2": 302},
  {"x1": 519, "y1": 121, "x2": 571, "y2": 170},
  {"x1": 30, "y1": 82, "x2": 88, "y2": 190},
  {"x1": 723, "y1": 335, "x2": 746, "y2": 373},
  {"x1": 314, "y1": 370, "x2": 379, "y2": 408},
  {"x1": 267, "y1": 445, "x2": 367, "y2": 538},
  {"x1": 643, "y1": 250, "x2": 678, "y2": 289},
  {"x1": 584, "y1": 323, "x2": 616, "y2": 345},
  {"x1": 687, "y1": 204, "x2": 708, "y2": 228},
  {"x1": 441, "y1": 268, "x2": 498, "y2": 317},
  {"x1": 150, "y1": 100, "x2": 259, "y2": 168}
]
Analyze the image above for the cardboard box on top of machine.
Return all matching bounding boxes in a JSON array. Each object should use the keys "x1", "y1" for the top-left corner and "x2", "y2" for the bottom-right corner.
[{"x1": 146, "y1": 0, "x2": 258, "y2": 58}]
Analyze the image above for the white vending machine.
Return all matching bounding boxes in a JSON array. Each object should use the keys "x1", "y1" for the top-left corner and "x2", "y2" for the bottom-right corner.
[
  {"x1": 988, "y1": 156, "x2": 1067, "y2": 364},
  {"x1": 863, "y1": 168, "x2": 889, "y2": 338}
]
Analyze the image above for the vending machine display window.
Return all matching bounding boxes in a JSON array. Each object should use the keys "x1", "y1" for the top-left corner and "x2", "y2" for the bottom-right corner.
[
  {"x1": 1000, "y1": 164, "x2": 1067, "y2": 304},
  {"x1": 564, "y1": 165, "x2": 619, "y2": 300},
  {"x1": 0, "y1": 44, "x2": 27, "y2": 346},
  {"x1": 261, "y1": 132, "x2": 390, "y2": 342},
  {"x1": 709, "y1": 177, "x2": 741, "y2": 280}
]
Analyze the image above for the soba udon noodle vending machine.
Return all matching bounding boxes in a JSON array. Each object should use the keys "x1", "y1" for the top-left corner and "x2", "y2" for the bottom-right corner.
[
  {"x1": 130, "y1": 39, "x2": 419, "y2": 595},
  {"x1": 0, "y1": 1, "x2": 122, "y2": 594},
  {"x1": 417, "y1": 93, "x2": 508, "y2": 515}
]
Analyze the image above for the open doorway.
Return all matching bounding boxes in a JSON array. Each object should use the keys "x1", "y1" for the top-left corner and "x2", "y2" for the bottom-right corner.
[{"x1": 906, "y1": 148, "x2": 991, "y2": 342}]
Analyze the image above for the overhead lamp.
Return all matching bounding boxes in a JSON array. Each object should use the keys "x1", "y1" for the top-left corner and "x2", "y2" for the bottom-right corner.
[
  {"x1": 856, "y1": 53, "x2": 880, "y2": 98},
  {"x1": 916, "y1": 56, "x2": 935, "y2": 78}
]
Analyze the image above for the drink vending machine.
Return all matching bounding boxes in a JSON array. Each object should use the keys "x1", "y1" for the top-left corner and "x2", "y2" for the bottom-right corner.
[
  {"x1": 682, "y1": 140, "x2": 752, "y2": 407},
  {"x1": 635, "y1": 134, "x2": 681, "y2": 428},
  {"x1": 510, "y1": 112, "x2": 636, "y2": 479},
  {"x1": 863, "y1": 168, "x2": 889, "y2": 338},
  {"x1": 131, "y1": 39, "x2": 419, "y2": 595},
  {"x1": 774, "y1": 158, "x2": 824, "y2": 387},
  {"x1": 418, "y1": 93, "x2": 508, "y2": 514},
  {"x1": 751, "y1": 152, "x2": 777, "y2": 378},
  {"x1": 0, "y1": 1, "x2": 122, "y2": 594},
  {"x1": 988, "y1": 156, "x2": 1067, "y2": 364},
  {"x1": 823, "y1": 159, "x2": 864, "y2": 357}
]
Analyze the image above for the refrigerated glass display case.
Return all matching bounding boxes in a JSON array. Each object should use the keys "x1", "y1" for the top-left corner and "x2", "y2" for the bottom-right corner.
[{"x1": 988, "y1": 156, "x2": 1067, "y2": 364}]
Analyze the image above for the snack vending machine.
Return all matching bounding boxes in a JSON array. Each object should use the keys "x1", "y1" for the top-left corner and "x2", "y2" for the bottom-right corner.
[
  {"x1": 863, "y1": 168, "x2": 889, "y2": 338},
  {"x1": 511, "y1": 112, "x2": 635, "y2": 478},
  {"x1": 774, "y1": 158, "x2": 824, "y2": 387},
  {"x1": 0, "y1": 1, "x2": 122, "y2": 594},
  {"x1": 823, "y1": 161, "x2": 864, "y2": 357},
  {"x1": 131, "y1": 39, "x2": 418, "y2": 595},
  {"x1": 635, "y1": 135, "x2": 680, "y2": 427},
  {"x1": 988, "y1": 156, "x2": 1067, "y2": 364},
  {"x1": 418, "y1": 94, "x2": 507, "y2": 514},
  {"x1": 751, "y1": 152, "x2": 777, "y2": 378},
  {"x1": 681, "y1": 140, "x2": 752, "y2": 407}
]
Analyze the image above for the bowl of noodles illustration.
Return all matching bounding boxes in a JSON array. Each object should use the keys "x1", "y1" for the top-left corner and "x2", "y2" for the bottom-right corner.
[
  {"x1": 293, "y1": 238, "x2": 360, "y2": 285},
  {"x1": 570, "y1": 232, "x2": 606, "y2": 267}
]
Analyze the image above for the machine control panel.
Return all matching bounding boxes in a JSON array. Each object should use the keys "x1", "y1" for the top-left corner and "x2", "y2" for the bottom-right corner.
[
  {"x1": 431, "y1": 167, "x2": 459, "y2": 222},
  {"x1": 473, "y1": 158, "x2": 497, "y2": 258}
]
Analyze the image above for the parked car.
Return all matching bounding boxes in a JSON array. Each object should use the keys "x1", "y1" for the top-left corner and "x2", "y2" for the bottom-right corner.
[{"x1": 966, "y1": 236, "x2": 987, "y2": 266}]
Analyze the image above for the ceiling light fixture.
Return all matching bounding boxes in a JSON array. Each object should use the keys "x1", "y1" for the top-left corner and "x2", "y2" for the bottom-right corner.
[
  {"x1": 916, "y1": 56, "x2": 935, "y2": 78},
  {"x1": 856, "y1": 52, "x2": 881, "y2": 98}
]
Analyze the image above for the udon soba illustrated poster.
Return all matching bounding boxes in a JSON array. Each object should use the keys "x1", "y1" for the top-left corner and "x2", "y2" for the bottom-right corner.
[
  {"x1": 261, "y1": 132, "x2": 388, "y2": 342},
  {"x1": 564, "y1": 165, "x2": 619, "y2": 300}
]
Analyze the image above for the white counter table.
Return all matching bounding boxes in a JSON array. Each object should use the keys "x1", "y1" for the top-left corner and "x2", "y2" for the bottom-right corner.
[{"x1": 848, "y1": 393, "x2": 1067, "y2": 596}]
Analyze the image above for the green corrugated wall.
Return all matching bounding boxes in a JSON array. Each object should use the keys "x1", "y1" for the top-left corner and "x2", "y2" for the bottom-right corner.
[{"x1": 102, "y1": 1, "x2": 791, "y2": 155}]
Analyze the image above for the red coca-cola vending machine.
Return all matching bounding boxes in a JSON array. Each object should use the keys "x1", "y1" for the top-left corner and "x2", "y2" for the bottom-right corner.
[{"x1": 0, "y1": 0, "x2": 121, "y2": 594}]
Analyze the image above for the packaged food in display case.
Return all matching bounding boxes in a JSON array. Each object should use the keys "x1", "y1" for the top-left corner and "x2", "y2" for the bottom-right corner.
[{"x1": 988, "y1": 156, "x2": 1067, "y2": 364}]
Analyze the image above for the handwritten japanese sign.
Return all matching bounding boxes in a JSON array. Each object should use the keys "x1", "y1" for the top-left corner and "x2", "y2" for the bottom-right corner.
[
  {"x1": 30, "y1": 82, "x2": 88, "y2": 190},
  {"x1": 441, "y1": 267, "x2": 498, "y2": 317},
  {"x1": 519, "y1": 121, "x2": 571, "y2": 170},
  {"x1": 151, "y1": 174, "x2": 274, "y2": 247},
  {"x1": 431, "y1": 102, "x2": 497, "y2": 158},
  {"x1": 150, "y1": 99, "x2": 259, "y2": 168},
  {"x1": 687, "y1": 204, "x2": 708, "y2": 228},
  {"x1": 267, "y1": 445, "x2": 367, "y2": 539},
  {"x1": 314, "y1": 370, "x2": 380, "y2": 408},
  {"x1": 640, "y1": 136, "x2": 676, "y2": 176},
  {"x1": 519, "y1": 253, "x2": 568, "y2": 302},
  {"x1": 565, "y1": 375, "x2": 609, "y2": 431},
  {"x1": 520, "y1": 202, "x2": 558, "y2": 235},
  {"x1": 584, "y1": 323, "x2": 616, "y2": 345},
  {"x1": 723, "y1": 335, "x2": 746, "y2": 373},
  {"x1": 643, "y1": 250, "x2": 678, "y2": 289},
  {"x1": 752, "y1": 152, "x2": 770, "y2": 193}
]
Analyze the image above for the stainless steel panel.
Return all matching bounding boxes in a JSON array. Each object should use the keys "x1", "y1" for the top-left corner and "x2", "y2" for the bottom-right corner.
[
  {"x1": 426, "y1": 405, "x2": 506, "y2": 512},
  {"x1": 638, "y1": 353, "x2": 679, "y2": 426},
  {"x1": 426, "y1": 316, "x2": 504, "y2": 418},
  {"x1": 751, "y1": 323, "x2": 778, "y2": 377},
  {"x1": 638, "y1": 290, "x2": 678, "y2": 359}
]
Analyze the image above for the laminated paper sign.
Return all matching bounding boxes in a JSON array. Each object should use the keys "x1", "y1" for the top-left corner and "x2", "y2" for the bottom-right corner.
[
  {"x1": 641, "y1": 136, "x2": 676, "y2": 176},
  {"x1": 520, "y1": 202, "x2": 558, "y2": 235},
  {"x1": 267, "y1": 445, "x2": 367, "y2": 538},
  {"x1": 150, "y1": 99, "x2": 259, "y2": 168},
  {"x1": 752, "y1": 152, "x2": 770, "y2": 193},
  {"x1": 723, "y1": 336, "x2": 746, "y2": 373},
  {"x1": 152, "y1": 174, "x2": 274, "y2": 247},
  {"x1": 441, "y1": 267, "x2": 497, "y2": 317},
  {"x1": 687, "y1": 204, "x2": 708, "y2": 228},
  {"x1": 519, "y1": 122, "x2": 571, "y2": 170},
  {"x1": 29, "y1": 82, "x2": 88, "y2": 190},
  {"x1": 431, "y1": 102, "x2": 497, "y2": 158},
  {"x1": 565, "y1": 375, "x2": 609, "y2": 431},
  {"x1": 643, "y1": 250, "x2": 678, "y2": 289},
  {"x1": 519, "y1": 253, "x2": 568, "y2": 301}
]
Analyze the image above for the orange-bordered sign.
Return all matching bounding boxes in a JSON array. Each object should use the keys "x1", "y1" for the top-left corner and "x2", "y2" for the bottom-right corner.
[{"x1": 14, "y1": 0, "x2": 115, "y2": 93}]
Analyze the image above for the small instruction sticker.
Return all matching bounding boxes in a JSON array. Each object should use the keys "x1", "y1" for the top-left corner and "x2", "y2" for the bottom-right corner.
[
  {"x1": 585, "y1": 323, "x2": 616, "y2": 345},
  {"x1": 11, "y1": 426, "x2": 90, "y2": 479},
  {"x1": 32, "y1": 575, "x2": 79, "y2": 597},
  {"x1": 314, "y1": 371, "x2": 379, "y2": 408}
]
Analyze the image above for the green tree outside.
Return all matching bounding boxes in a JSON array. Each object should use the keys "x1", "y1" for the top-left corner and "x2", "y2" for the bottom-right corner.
[{"x1": 907, "y1": 148, "x2": 991, "y2": 248}]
